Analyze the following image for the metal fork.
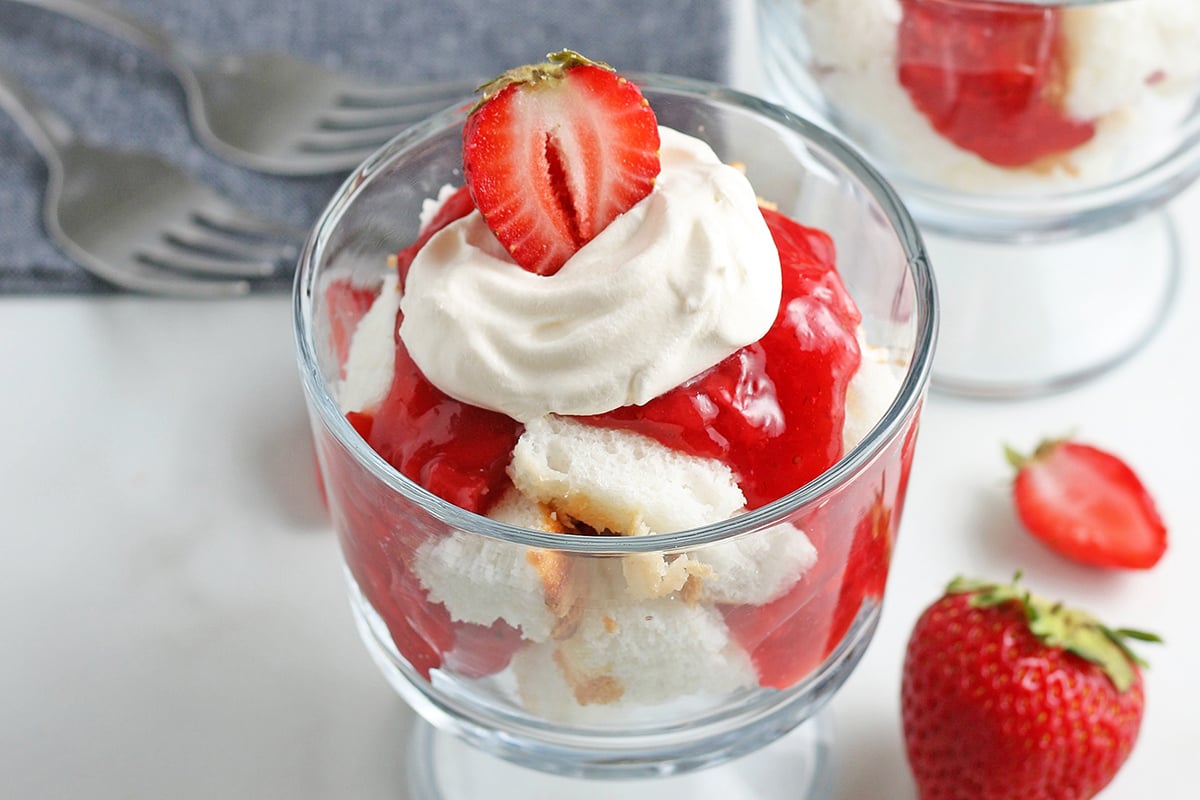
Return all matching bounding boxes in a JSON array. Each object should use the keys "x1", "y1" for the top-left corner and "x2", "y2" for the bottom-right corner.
[
  {"x1": 11, "y1": 0, "x2": 477, "y2": 175},
  {"x1": 0, "y1": 67, "x2": 304, "y2": 297}
]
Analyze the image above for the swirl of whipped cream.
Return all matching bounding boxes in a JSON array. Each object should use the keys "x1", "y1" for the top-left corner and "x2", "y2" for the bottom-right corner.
[{"x1": 399, "y1": 126, "x2": 782, "y2": 422}]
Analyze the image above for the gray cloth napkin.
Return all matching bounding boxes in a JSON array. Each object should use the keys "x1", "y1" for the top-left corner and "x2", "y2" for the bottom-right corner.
[{"x1": 0, "y1": 0, "x2": 731, "y2": 294}]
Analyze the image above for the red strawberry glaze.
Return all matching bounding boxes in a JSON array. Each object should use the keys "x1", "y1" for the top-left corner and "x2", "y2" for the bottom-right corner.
[
  {"x1": 319, "y1": 438, "x2": 524, "y2": 681},
  {"x1": 324, "y1": 280, "x2": 379, "y2": 379},
  {"x1": 896, "y1": 0, "x2": 1096, "y2": 167},
  {"x1": 352, "y1": 343, "x2": 523, "y2": 516},
  {"x1": 719, "y1": 414, "x2": 919, "y2": 690},
  {"x1": 395, "y1": 185, "x2": 477, "y2": 288}
]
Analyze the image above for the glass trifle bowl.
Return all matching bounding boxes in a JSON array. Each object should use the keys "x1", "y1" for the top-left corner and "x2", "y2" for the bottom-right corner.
[
  {"x1": 758, "y1": 0, "x2": 1200, "y2": 397},
  {"x1": 294, "y1": 73, "x2": 937, "y2": 799}
]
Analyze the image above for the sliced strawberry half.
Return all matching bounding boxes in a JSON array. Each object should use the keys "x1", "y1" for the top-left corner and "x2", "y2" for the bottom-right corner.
[
  {"x1": 462, "y1": 50, "x2": 661, "y2": 276},
  {"x1": 1007, "y1": 438, "x2": 1168, "y2": 569}
]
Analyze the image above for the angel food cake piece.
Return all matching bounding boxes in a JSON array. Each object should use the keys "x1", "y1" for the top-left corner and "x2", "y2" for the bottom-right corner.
[
  {"x1": 798, "y1": 0, "x2": 1200, "y2": 190},
  {"x1": 330, "y1": 52, "x2": 906, "y2": 715}
]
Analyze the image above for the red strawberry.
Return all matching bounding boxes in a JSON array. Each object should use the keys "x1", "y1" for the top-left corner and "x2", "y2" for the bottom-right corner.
[
  {"x1": 896, "y1": 0, "x2": 1095, "y2": 166},
  {"x1": 462, "y1": 49, "x2": 661, "y2": 275},
  {"x1": 1007, "y1": 438, "x2": 1168, "y2": 569},
  {"x1": 902, "y1": 575, "x2": 1159, "y2": 800}
]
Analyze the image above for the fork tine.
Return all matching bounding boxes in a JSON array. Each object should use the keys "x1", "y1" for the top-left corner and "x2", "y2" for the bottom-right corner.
[
  {"x1": 334, "y1": 79, "x2": 477, "y2": 109},
  {"x1": 79, "y1": 254, "x2": 253, "y2": 298},
  {"x1": 319, "y1": 101, "x2": 449, "y2": 132},
  {"x1": 294, "y1": 80, "x2": 478, "y2": 159},
  {"x1": 274, "y1": 144, "x2": 388, "y2": 174},
  {"x1": 126, "y1": 270, "x2": 252, "y2": 297},
  {"x1": 295, "y1": 129, "x2": 401, "y2": 158},
  {"x1": 192, "y1": 207, "x2": 307, "y2": 242},
  {"x1": 167, "y1": 220, "x2": 299, "y2": 263},
  {"x1": 138, "y1": 244, "x2": 282, "y2": 279}
]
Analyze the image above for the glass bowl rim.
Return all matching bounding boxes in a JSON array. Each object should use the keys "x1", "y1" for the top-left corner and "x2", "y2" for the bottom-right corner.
[{"x1": 292, "y1": 72, "x2": 939, "y2": 555}]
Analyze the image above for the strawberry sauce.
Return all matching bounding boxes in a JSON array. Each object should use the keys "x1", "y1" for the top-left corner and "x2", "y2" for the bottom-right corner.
[
  {"x1": 896, "y1": 0, "x2": 1095, "y2": 167},
  {"x1": 354, "y1": 205, "x2": 861, "y2": 516}
]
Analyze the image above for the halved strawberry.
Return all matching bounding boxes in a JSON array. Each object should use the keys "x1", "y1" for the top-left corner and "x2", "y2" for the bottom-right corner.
[
  {"x1": 462, "y1": 50, "x2": 661, "y2": 275},
  {"x1": 1007, "y1": 438, "x2": 1168, "y2": 569}
]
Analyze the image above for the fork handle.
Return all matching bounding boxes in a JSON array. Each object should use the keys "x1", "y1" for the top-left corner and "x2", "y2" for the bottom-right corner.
[
  {"x1": 9, "y1": 0, "x2": 199, "y2": 66},
  {"x1": 0, "y1": 67, "x2": 75, "y2": 165}
]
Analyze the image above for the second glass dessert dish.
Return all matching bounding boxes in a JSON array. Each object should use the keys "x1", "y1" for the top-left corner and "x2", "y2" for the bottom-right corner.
[
  {"x1": 295, "y1": 61, "x2": 937, "y2": 799},
  {"x1": 758, "y1": 0, "x2": 1200, "y2": 397}
]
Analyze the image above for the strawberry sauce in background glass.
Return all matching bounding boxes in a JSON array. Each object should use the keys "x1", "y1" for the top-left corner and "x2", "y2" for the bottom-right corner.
[
  {"x1": 757, "y1": 0, "x2": 1200, "y2": 398},
  {"x1": 294, "y1": 75, "x2": 937, "y2": 798}
]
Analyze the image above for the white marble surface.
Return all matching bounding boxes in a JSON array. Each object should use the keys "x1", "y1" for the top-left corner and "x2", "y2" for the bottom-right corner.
[{"x1": 3, "y1": 181, "x2": 1197, "y2": 798}]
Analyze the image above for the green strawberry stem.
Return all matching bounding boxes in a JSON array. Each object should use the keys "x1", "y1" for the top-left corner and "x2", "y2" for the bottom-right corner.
[
  {"x1": 946, "y1": 574, "x2": 1161, "y2": 692},
  {"x1": 473, "y1": 50, "x2": 612, "y2": 109},
  {"x1": 1003, "y1": 433, "x2": 1075, "y2": 471}
]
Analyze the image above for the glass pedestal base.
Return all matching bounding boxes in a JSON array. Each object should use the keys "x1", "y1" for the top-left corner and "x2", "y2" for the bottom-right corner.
[
  {"x1": 928, "y1": 210, "x2": 1181, "y2": 399},
  {"x1": 407, "y1": 711, "x2": 834, "y2": 800}
]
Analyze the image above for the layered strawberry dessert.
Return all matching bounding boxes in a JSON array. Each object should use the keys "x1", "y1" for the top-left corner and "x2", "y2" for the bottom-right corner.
[
  {"x1": 318, "y1": 52, "x2": 914, "y2": 720},
  {"x1": 792, "y1": 0, "x2": 1200, "y2": 191}
]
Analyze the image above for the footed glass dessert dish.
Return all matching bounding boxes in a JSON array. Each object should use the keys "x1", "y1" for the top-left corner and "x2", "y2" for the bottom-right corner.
[
  {"x1": 294, "y1": 73, "x2": 937, "y2": 799},
  {"x1": 758, "y1": 0, "x2": 1200, "y2": 397}
]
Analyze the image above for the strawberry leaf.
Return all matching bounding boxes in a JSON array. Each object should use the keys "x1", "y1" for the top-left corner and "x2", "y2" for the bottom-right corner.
[{"x1": 957, "y1": 574, "x2": 1159, "y2": 692}]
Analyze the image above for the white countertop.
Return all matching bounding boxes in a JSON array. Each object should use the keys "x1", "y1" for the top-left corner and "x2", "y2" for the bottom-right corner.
[{"x1": 3, "y1": 180, "x2": 1197, "y2": 798}]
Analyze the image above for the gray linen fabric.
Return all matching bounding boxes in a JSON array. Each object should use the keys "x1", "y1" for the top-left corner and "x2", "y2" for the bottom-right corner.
[{"x1": 0, "y1": 0, "x2": 730, "y2": 293}]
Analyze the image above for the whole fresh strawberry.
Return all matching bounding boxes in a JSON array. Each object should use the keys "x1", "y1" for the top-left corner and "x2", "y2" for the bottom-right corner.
[
  {"x1": 462, "y1": 50, "x2": 661, "y2": 275},
  {"x1": 902, "y1": 576, "x2": 1160, "y2": 800},
  {"x1": 1006, "y1": 438, "x2": 1168, "y2": 569}
]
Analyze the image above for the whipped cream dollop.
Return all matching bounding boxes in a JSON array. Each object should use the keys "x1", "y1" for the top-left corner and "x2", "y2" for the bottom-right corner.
[{"x1": 398, "y1": 126, "x2": 782, "y2": 422}]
